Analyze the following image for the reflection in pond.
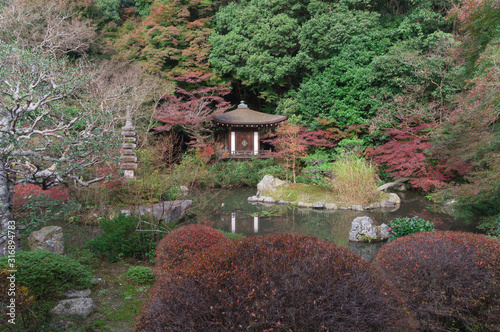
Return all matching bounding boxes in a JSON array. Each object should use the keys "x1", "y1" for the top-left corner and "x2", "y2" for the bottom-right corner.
[{"x1": 197, "y1": 187, "x2": 474, "y2": 261}]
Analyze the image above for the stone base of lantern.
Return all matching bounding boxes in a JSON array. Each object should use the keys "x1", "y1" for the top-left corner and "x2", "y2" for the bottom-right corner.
[{"x1": 124, "y1": 170, "x2": 135, "y2": 178}]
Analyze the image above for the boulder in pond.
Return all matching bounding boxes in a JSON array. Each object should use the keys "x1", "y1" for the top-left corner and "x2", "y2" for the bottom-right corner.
[{"x1": 349, "y1": 216, "x2": 389, "y2": 242}]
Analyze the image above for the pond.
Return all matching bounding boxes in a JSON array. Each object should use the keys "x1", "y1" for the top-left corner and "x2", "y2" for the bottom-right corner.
[{"x1": 191, "y1": 187, "x2": 475, "y2": 261}]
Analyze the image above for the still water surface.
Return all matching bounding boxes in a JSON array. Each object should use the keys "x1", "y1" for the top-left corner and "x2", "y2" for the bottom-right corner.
[{"x1": 197, "y1": 187, "x2": 474, "y2": 260}]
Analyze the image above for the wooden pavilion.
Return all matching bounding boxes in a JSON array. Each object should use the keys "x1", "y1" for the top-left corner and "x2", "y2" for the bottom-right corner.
[{"x1": 212, "y1": 101, "x2": 287, "y2": 159}]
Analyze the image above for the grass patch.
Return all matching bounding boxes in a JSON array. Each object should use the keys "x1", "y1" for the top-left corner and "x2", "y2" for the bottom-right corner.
[
  {"x1": 84, "y1": 259, "x2": 153, "y2": 332},
  {"x1": 331, "y1": 156, "x2": 380, "y2": 206},
  {"x1": 265, "y1": 156, "x2": 384, "y2": 206}
]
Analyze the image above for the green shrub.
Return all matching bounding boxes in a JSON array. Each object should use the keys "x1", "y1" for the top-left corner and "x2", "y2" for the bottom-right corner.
[
  {"x1": 257, "y1": 164, "x2": 292, "y2": 183},
  {"x1": 209, "y1": 159, "x2": 288, "y2": 188},
  {"x1": 374, "y1": 231, "x2": 500, "y2": 331},
  {"x1": 300, "y1": 150, "x2": 335, "y2": 185},
  {"x1": 125, "y1": 266, "x2": 156, "y2": 284},
  {"x1": 334, "y1": 137, "x2": 367, "y2": 156},
  {"x1": 0, "y1": 251, "x2": 92, "y2": 299},
  {"x1": 66, "y1": 247, "x2": 99, "y2": 268},
  {"x1": 387, "y1": 216, "x2": 435, "y2": 242},
  {"x1": 170, "y1": 153, "x2": 217, "y2": 188},
  {"x1": 477, "y1": 214, "x2": 500, "y2": 238},
  {"x1": 169, "y1": 154, "x2": 290, "y2": 189},
  {"x1": 89, "y1": 213, "x2": 161, "y2": 262},
  {"x1": 16, "y1": 194, "x2": 80, "y2": 233},
  {"x1": 139, "y1": 234, "x2": 415, "y2": 331}
]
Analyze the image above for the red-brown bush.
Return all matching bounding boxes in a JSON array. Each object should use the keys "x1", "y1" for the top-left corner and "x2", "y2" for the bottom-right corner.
[
  {"x1": 155, "y1": 224, "x2": 229, "y2": 275},
  {"x1": 373, "y1": 231, "x2": 500, "y2": 331},
  {"x1": 138, "y1": 234, "x2": 415, "y2": 331},
  {"x1": 13, "y1": 183, "x2": 69, "y2": 207}
]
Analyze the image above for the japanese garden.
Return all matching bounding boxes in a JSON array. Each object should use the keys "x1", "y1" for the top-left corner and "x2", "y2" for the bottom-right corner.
[{"x1": 0, "y1": 0, "x2": 499, "y2": 330}]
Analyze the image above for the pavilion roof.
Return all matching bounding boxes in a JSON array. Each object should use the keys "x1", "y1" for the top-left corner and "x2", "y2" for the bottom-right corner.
[{"x1": 212, "y1": 101, "x2": 287, "y2": 127}]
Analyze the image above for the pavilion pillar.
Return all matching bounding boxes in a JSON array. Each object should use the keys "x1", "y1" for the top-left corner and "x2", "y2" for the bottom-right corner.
[
  {"x1": 230, "y1": 131, "x2": 236, "y2": 154},
  {"x1": 253, "y1": 131, "x2": 259, "y2": 155}
]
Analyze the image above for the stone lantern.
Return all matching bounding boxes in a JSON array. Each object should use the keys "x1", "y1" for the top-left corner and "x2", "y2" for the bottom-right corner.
[{"x1": 120, "y1": 110, "x2": 138, "y2": 178}]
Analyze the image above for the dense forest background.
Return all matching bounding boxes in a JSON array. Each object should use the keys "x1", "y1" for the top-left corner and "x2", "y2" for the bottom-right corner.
[{"x1": 1, "y1": 0, "x2": 498, "y2": 232}]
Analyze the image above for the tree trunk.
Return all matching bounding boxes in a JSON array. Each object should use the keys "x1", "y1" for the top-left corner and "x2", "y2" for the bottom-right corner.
[{"x1": 0, "y1": 160, "x2": 21, "y2": 256}]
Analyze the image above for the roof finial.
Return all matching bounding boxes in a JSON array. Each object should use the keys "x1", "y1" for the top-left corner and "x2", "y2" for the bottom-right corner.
[{"x1": 238, "y1": 100, "x2": 248, "y2": 108}]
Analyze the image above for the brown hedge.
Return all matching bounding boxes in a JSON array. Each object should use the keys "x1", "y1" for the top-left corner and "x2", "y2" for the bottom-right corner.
[
  {"x1": 373, "y1": 231, "x2": 500, "y2": 331},
  {"x1": 155, "y1": 224, "x2": 230, "y2": 276},
  {"x1": 138, "y1": 234, "x2": 415, "y2": 331}
]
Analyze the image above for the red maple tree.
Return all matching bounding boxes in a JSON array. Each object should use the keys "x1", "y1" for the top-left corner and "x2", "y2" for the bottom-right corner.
[
  {"x1": 154, "y1": 73, "x2": 231, "y2": 149},
  {"x1": 368, "y1": 116, "x2": 469, "y2": 191},
  {"x1": 265, "y1": 121, "x2": 333, "y2": 183}
]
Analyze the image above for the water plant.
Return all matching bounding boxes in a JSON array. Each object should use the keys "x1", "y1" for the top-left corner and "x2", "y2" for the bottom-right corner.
[{"x1": 387, "y1": 216, "x2": 435, "y2": 242}]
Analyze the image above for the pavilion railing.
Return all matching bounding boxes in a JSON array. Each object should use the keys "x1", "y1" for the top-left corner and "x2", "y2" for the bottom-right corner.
[{"x1": 217, "y1": 150, "x2": 272, "y2": 159}]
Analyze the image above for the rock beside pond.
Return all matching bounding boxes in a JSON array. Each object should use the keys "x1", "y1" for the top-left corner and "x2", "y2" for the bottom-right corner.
[
  {"x1": 121, "y1": 200, "x2": 192, "y2": 223},
  {"x1": 349, "y1": 216, "x2": 389, "y2": 242},
  {"x1": 298, "y1": 202, "x2": 313, "y2": 208},
  {"x1": 263, "y1": 197, "x2": 275, "y2": 204},
  {"x1": 380, "y1": 193, "x2": 401, "y2": 208},
  {"x1": 51, "y1": 298, "x2": 95, "y2": 318},
  {"x1": 277, "y1": 200, "x2": 291, "y2": 205},
  {"x1": 257, "y1": 175, "x2": 287, "y2": 194},
  {"x1": 248, "y1": 196, "x2": 259, "y2": 202},
  {"x1": 28, "y1": 226, "x2": 64, "y2": 254},
  {"x1": 325, "y1": 203, "x2": 338, "y2": 210},
  {"x1": 364, "y1": 202, "x2": 381, "y2": 210},
  {"x1": 351, "y1": 205, "x2": 364, "y2": 211},
  {"x1": 312, "y1": 201, "x2": 325, "y2": 209},
  {"x1": 377, "y1": 178, "x2": 409, "y2": 192}
]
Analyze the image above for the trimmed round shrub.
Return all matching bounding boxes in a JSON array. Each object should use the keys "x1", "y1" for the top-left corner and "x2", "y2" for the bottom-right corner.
[
  {"x1": 155, "y1": 224, "x2": 230, "y2": 275},
  {"x1": 0, "y1": 250, "x2": 92, "y2": 299},
  {"x1": 373, "y1": 231, "x2": 500, "y2": 331},
  {"x1": 138, "y1": 234, "x2": 415, "y2": 331}
]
